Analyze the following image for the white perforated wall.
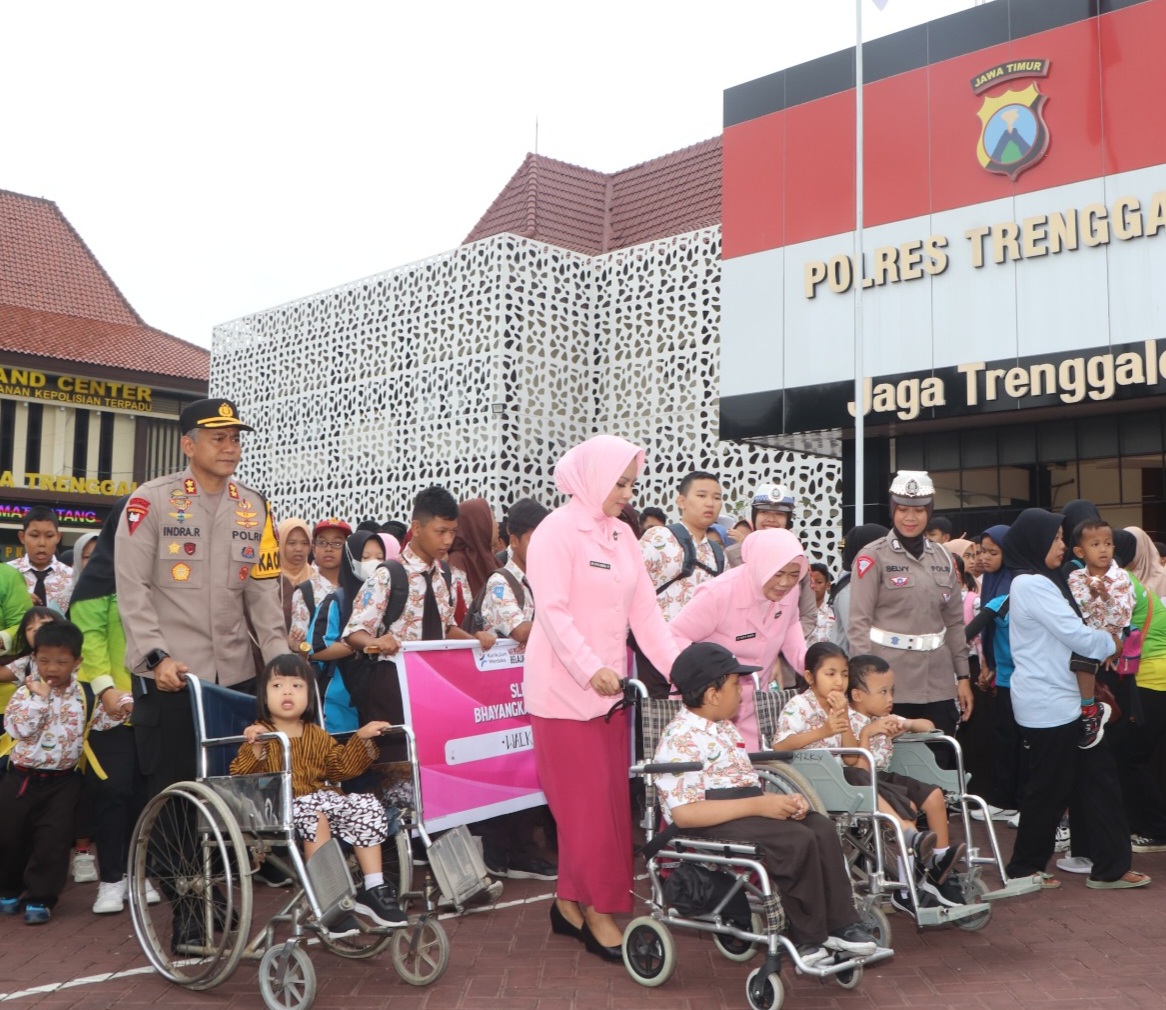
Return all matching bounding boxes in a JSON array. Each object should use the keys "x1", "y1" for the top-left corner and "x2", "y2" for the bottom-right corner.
[{"x1": 211, "y1": 229, "x2": 842, "y2": 567}]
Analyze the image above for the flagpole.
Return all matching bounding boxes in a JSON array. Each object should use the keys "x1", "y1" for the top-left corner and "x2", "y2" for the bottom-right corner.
[{"x1": 853, "y1": 0, "x2": 866, "y2": 526}]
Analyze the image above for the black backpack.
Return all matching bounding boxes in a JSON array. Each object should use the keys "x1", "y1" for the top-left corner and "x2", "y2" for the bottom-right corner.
[
  {"x1": 655, "y1": 523, "x2": 725, "y2": 595},
  {"x1": 460, "y1": 568, "x2": 526, "y2": 633}
]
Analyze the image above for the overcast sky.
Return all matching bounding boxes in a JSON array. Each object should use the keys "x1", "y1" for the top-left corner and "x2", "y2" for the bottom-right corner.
[{"x1": 4, "y1": 0, "x2": 982, "y2": 350}]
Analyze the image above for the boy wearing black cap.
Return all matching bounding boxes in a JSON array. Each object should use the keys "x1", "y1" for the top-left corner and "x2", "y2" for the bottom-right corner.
[{"x1": 653, "y1": 642, "x2": 878, "y2": 964}]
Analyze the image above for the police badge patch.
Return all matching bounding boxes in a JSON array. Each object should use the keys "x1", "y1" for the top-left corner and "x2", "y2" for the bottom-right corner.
[{"x1": 971, "y1": 58, "x2": 1051, "y2": 181}]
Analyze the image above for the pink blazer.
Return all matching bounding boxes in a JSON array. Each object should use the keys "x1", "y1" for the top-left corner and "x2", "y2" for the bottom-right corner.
[
  {"x1": 525, "y1": 500, "x2": 681, "y2": 721},
  {"x1": 670, "y1": 529, "x2": 809, "y2": 749}
]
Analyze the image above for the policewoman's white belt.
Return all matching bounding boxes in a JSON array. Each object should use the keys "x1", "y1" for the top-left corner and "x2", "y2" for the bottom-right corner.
[{"x1": 870, "y1": 628, "x2": 945, "y2": 652}]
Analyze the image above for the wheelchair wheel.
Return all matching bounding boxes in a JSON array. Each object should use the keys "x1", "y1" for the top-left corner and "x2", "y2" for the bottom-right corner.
[
  {"x1": 622, "y1": 916, "x2": 676, "y2": 987},
  {"x1": 389, "y1": 828, "x2": 414, "y2": 907},
  {"x1": 390, "y1": 915, "x2": 449, "y2": 985},
  {"x1": 754, "y1": 761, "x2": 828, "y2": 814},
  {"x1": 711, "y1": 911, "x2": 763, "y2": 962},
  {"x1": 318, "y1": 919, "x2": 393, "y2": 960},
  {"x1": 258, "y1": 943, "x2": 317, "y2": 1010},
  {"x1": 834, "y1": 962, "x2": 864, "y2": 989},
  {"x1": 956, "y1": 876, "x2": 993, "y2": 932},
  {"x1": 129, "y1": 781, "x2": 253, "y2": 990},
  {"x1": 858, "y1": 902, "x2": 892, "y2": 949},
  {"x1": 745, "y1": 968, "x2": 785, "y2": 1010}
]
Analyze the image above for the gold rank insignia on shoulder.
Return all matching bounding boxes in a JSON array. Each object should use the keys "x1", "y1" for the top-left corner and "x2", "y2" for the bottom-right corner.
[
  {"x1": 228, "y1": 483, "x2": 239, "y2": 500},
  {"x1": 183, "y1": 478, "x2": 197, "y2": 496}
]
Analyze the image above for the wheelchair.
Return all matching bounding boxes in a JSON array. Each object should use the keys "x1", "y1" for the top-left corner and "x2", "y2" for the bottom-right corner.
[
  {"x1": 752, "y1": 688, "x2": 1041, "y2": 932},
  {"x1": 126, "y1": 676, "x2": 450, "y2": 1010},
  {"x1": 624, "y1": 681, "x2": 893, "y2": 1010}
]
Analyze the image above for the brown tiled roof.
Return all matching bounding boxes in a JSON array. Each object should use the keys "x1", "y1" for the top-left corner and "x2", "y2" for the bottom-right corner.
[
  {"x1": 0, "y1": 188, "x2": 208, "y2": 383},
  {"x1": 463, "y1": 137, "x2": 722, "y2": 254}
]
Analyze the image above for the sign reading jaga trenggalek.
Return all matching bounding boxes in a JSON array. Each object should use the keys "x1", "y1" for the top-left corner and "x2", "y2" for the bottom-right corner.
[{"x1": 847, "y1": 340, "x2": 1166, "y2": 423}]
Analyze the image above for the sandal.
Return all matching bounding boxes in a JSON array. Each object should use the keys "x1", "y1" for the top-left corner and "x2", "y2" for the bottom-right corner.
[
  {"x1": 1038, "y1": 872, "x2": 1061, "y2": 890},
  {"x1": 1085, "y1": 870, "x2": 1151, "y2": 889}
]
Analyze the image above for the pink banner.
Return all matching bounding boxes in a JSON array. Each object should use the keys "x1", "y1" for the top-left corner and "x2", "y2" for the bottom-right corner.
[{"x1": 396, "y1": 642, "x2": 544, "y2": 832}]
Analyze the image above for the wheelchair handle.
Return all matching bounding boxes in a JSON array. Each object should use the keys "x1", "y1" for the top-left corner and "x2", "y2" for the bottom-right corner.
[
  {"x1": 631, "y1": 761, "x2": 702, "y2": 775},
  {"x1": 604, "y1": 677, "x2": 648, "y2": 721}
]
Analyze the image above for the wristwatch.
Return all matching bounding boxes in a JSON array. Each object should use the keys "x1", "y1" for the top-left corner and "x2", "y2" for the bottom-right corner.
[{"x1": 145, "y1": 649, "x2": 170, "y2": 670}]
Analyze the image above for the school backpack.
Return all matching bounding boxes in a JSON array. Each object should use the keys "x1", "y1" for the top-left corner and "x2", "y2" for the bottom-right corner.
[
  {"x1": 655, "y1": 522, "x2": 725, "y2": 595},
  {"x1": 460, "y1": 567, "x2": 526, "y2": 633}
]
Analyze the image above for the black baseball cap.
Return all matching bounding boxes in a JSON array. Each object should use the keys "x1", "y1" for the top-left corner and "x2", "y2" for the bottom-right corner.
[
  {"x1": 180, "y1": 398, "x2": 254, "y2": 433},
  {"x1": 671, "y1": 642, "x2": 761, "y2": 698}
]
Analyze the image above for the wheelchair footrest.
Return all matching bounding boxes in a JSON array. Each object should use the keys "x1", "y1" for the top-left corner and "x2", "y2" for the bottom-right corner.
[
  {"x1": 980, "y1": 874, "x2": 1043, "y2": 900},
  {"x1": 913, "y1": 901, "x2": 989, "y2": 926},
  {"x1": 307, "y1": 838, "x2": 356, "y2": 925}
]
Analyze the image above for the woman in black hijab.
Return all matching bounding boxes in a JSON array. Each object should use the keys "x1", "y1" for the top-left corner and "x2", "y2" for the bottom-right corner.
[{"x1": 1002, "y1": 509, "x2": 1148, "y2": 888}]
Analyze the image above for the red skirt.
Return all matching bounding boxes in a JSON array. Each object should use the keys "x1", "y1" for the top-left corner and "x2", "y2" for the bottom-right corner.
[{"x1": 531, "y1": 711, "x2": 632, "y2": 913}]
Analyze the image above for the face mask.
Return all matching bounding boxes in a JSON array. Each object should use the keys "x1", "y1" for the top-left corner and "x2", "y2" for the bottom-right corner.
[{"x1": 354, "y1": 559, "x2": 381, "y2": 581}]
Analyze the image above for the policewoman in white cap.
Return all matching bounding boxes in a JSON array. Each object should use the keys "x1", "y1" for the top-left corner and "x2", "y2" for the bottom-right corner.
[{"x1": 847, "y1": 471, "x2": 972, "y2": 739}]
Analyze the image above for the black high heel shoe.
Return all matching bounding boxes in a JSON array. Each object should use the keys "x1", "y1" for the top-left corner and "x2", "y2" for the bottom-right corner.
[
  {"x1": 580, "y1": 922, "x2": 623, "y2": 962},
  {"x1": 549, "y1": 901, "x2": 584, "y2": 941}
]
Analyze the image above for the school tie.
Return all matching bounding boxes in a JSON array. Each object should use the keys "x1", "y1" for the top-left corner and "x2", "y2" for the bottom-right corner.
[
  {"x1": 421, "y1": 569, "x2": 443, "y2": 641},
  {"x1": 31, "y1": 568, "x2": 49, "y2": 607}
]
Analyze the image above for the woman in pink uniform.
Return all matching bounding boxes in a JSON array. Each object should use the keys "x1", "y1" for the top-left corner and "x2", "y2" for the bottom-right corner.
[
  {"x1": 670, "y1": 528, "x2": 809, "y2": 750},
  {"x1": 525, "y1": 435, "x2": 680, "y2": 962}
]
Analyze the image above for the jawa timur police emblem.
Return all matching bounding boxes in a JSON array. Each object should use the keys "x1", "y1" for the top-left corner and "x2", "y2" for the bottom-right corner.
[{"x1": 971, "y1": 59, "x2": 1051, "y2": 181}]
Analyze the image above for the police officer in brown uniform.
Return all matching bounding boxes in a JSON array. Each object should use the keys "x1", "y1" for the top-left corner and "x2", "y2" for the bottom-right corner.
[
  {"x1": 116, "y1": 398, "x2": 286, "y2": 798},
  {"x1": 846, "y1": 471, "x2": 973, "y2": 740}
]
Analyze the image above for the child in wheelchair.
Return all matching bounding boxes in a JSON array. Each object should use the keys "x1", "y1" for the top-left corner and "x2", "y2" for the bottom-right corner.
[
  {"x1": 229, "y1": 654, "x2": 406, "y2": 931},
  {"x1": 653, "y1": 643, "x2": 879, "y2": 966},
  {"x1": 846, "y1": 654, "x2": 968, "y2": 910},
  {"x1": 773, "y1": 643, "x2": 966, "y2": 915}
]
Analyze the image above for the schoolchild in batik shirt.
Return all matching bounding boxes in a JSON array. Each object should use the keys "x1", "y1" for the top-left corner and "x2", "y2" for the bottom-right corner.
[
  {"x1": 9, "y1": 555, "x2": 73, "y2": 614},
  {"x1": 290, "y1": 570, "x2": 339, "y2": 642},
  {"x1": 641, "y1": 526, "x2": 720, "y2": 622},
  {"x1": 478, "y1": 557, "x2": 534, "y2": 638},
  {"x1": 342, "y1": 542, "x2": 454, "y2": 655}
]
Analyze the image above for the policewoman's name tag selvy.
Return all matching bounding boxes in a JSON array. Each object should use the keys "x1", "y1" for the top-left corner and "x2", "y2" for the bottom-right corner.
[{"x1": 589, "y1": 561, "x2": 611, "y2": 570}]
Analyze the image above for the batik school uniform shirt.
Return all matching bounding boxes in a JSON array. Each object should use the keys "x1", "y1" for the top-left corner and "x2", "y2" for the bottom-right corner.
[
  {"x1": 640, "y1": 525, "x2": 720, "y2": 622},
  {"x1": 1068, "y1": 561, "x2": 1134, "y2": 636},
  {"x1": 847, "y1": 709, "x2": 894, "y2": 771},
  {"x1": 811, "y1": 601, "x2": 835, "y2": 645},
  {"x1": 342, "y1": 544, "x2": 454, "y2": 653},
  {"x1": 478, "y1": 559, "x2": 534, "y2": 637},
  {"x1": 774, "y1": 690, "x2": 844, "y2": 750},
  {"x1": 8, "y1": 556, "x2": 73, "y2": 613},
  {"x1": 290, "y1": 570, "x2": 338, "y2": 641},
  {"x1": 4, "y1": 671, "x2": 120, "y2": 770},
  {"x1": 653, "y1": 705, "x2": 759, "y2": 824}
]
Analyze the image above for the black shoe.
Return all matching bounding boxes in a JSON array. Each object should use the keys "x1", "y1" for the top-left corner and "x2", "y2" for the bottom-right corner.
[
  {"x1": 580, "y1": 922, "x2": 623, "y2": 962},
  {"x1": 507, "y1": 857, "x2": 558, "y2": 881},
  {"x1": 824, "y1": 923, "x2": 878, "y2": 956},
  {"x1": 353, "y1": 883, "x2": 407, "y2": 927},
  {"x1": 890, "y1": 888, "x2": 940, "y2": 918},
  {"x1": 1079, "y1": 703, "x2": 1110, "y2": 750},
  {"x1": 326, "y1": 914, "x2": 363, "y2": 940},
  {"x1": 928, "y1": 842, "x2": 966, "y2": 885},
  {"x1": 920, "y1": 875, "x2": 966, "y2": 908},
  {"x1": 255, "y1": 857, "x2": 293, "y2": 888},
  {"x1": 795, "y1": 942, "x2": 829, "y2": 966},
  {"x1": 550, "y1": 901, "x2": 584, "y2": 939},
  {"x1": 170, "y1": 909, "x2": 206, "y2": 954}
]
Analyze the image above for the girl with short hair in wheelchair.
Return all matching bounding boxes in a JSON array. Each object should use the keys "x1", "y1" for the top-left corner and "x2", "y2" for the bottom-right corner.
[
  {"x1": 229, "y1": 655, "x2": 406, "y2": 931},
  {"x1": 654, "y1": 643, "x2": 879, "y2": 967}
]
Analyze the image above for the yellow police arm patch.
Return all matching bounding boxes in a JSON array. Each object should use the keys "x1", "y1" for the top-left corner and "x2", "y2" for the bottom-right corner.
[{"x1": 251, "y1": 502, "x2": 282, "y2": 580}]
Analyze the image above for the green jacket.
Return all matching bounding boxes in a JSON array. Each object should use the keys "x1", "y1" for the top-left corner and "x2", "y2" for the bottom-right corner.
[{"x1": 0, "y1": 562, "x2": 35, "y2": 712}]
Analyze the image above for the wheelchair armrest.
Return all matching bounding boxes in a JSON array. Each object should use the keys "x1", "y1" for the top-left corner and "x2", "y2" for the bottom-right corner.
[
  {"x1": 895, "y1": 731, "x2": 943, "y2": 741},
  {"x1": 205, "y1": 731, "x2": 294, "y2": 778},
  {"x1": 632, "y1": 761, "x2": 702, "y2": 776},
  {"x1": 747, "y1": 750, "x2": 798, "y2": 762}
]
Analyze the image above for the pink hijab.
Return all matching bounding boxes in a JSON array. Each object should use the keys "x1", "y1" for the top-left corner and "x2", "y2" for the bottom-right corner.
[
  {"x1": 671, "y1": 528, "x2": 809, "y2": 749},
  {"x1": 377, "y1": 533, "x2": 401, "y2": 562},
  {"x1": 1125, "y1": 526, "x2": 1166, "y2": 600},
  {"x1": 554, "y1": 434, "x2": 644, "y2": 532}
]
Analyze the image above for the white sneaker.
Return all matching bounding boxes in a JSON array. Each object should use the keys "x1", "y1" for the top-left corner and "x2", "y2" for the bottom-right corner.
[
  {"x1": 1006, "y1": 812, "x2": 1020, "y2": 829},
  {"x1": 93, "y1": 879, "x2": 126, "y2": 914},
  {"x1": 72, "y1": 851, "x2": 98, "y2": 883},
  {"x1": 1056, "y1": 855, "x2": 1093, "y2": 874},
  {"x1": 144, "y1": 879, "x2": 162, "y2": 905},
  {"x1": 970, "y1": 805, "x2": 1019, "y2": 823},
  {"x1": 1054, "y1": 822, "x2": 1072, "y2": 852}
]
